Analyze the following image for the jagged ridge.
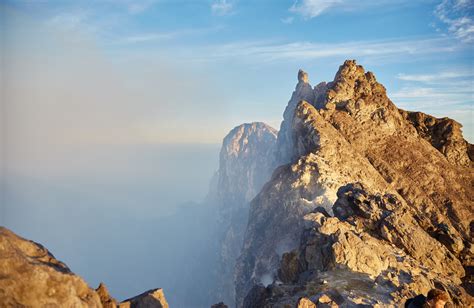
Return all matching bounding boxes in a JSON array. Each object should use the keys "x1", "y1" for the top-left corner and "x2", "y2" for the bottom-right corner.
[{"x1": 235, "y1": 60, "x2": 473, "y2": 307}]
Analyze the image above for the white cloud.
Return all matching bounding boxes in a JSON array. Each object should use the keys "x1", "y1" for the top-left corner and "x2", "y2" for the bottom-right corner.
[
  {"x1": 391, "y1": 86, "x2": 472, "y2": 100},
  {"x1": 125, "y1": 0, "x2": 157, "y2": 14},
  {"x1": 47, "y1": 11, "x2": 90, "y2": 32},
  {"x1": 113, "y1": 26, "x2": 222, "y2": 45},
  {"x1": 288, "y1": 0, "x2": 414, "y2": 19},
  {"x1": 289, "y1": 0, "x2": 342, "y2": 19},
  {"x1": 102, "y1": 0, "x2": 157, "y2": 14},
  {"x1": 281, "y1": 16, "x2": 295, "y2": 24},
  {"x1": 435, "y1": 0, "x2": 474, "y2": 43},
  {"x1": 391, "y1": 69, "x2": 473, "y2": 112},
  {"x1": 116, "y1": 32, "x2": 177, "y2": 44},
  {"x1": 396, "y1": 70, "x2": 474, "y2": 83},
  {"x1": 211, "y1": 0, "x2": 234, "y2": 16},
  {"x1": 197, "y1": 37, "x2": 463, "y2": 62}
]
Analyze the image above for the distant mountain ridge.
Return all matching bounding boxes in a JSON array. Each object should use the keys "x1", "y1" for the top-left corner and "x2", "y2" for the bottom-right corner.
[{"x1": 213, "y1": 122, "x2": 278, "y2": 306}]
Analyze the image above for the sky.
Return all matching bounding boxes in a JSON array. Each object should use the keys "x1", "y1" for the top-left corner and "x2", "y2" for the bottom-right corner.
[
  {"x1": 0, "y1": 1, "x2": 473, "y2": 304},
  {"x1": 1, "y1": 0, "x2": 473, "y2": 148}
]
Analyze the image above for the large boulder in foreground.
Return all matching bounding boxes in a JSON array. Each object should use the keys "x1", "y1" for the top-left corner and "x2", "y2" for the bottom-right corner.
[
  {"x1": 0, "y1": 226, "x2": 170, "y2": 308},
  {"x1": 0, "y1": 226, "x2": 101, "y2": 307}
]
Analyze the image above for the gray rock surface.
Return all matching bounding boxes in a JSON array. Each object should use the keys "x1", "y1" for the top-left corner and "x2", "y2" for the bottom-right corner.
[
  {"x1": 214, "y1": 122, "x2": 278, "y2": 306},
  {"x1": 275, "y1": 69, "x2": 316, "y2": 165}
]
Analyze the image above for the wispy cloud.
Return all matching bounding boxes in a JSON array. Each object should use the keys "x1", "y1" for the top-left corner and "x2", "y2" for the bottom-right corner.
[
  {"x1": 288, "y1": 0, "x2": 414, "y2": 19},
  {"x1": 47, "y1": 11, "x2": 91, "y2": 32},
  {"x1": 435, "y1": 0, "x2": 474, "y2": 43},
  {"x1": 115, "y1": 32, "x2": 178, "y2": 44},
  {"x1": 290, "y1": 0, "x2": 342, "y2": 19},
  {"x1": 103, "y1": 0, "x2": 157, "y2": 14},
  {"x1": 391, "y1": 67, "x2": 473, "y2": 116},
  {"x1": 396, "y1": 70, "x2": 474, "y2": 83},
  {"x1": 125, "y1": 0, "x2": 157, "y2": 14},
  {"x1": 281, "y1": 16, "x2": 295, "y2": 24},
  {"x1": 195, "y1": 37, "x2": 464, "y2": 62},
  {"x1": 211, "y1": 0, "x2": 234, "y2": 16},
  {"x1": 391, "y1": 86, "x2": 472, "y2": 102},
  {"x1": 112, "y1": 26, "x2": 223, "y2": 45}
]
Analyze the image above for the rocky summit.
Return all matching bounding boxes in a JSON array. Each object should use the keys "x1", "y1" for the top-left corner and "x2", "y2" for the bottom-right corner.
[
  {"x1": 234, "y1": 60, "x2": 473, "y2": 307},
  {"x1": 0, "y1": 227, "x2": 169, "y2": 307}
]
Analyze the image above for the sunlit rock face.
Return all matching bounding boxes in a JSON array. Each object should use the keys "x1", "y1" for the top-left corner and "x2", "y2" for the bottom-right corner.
[
  {"x1": 0, "y1": 227, "x2": 102, "y2": 307},
  {"x1": 235, "y1": 60, "x2": 474, "y2": 307},
  {"x1": 214, "y1": 122, "x2": 278, "y2": 306},
  {"x1": 96, "y1": 283, "x2": 118, "y2": 308},
  {"x1": 399, "y1": 110, "x2": 473, "y2": 167},
  {"x1": 0, "y1": 226, "x2": 171, "y2": 308},
  {"x1": 120, "y1": 288, "x2": 169, "y2": 308}
]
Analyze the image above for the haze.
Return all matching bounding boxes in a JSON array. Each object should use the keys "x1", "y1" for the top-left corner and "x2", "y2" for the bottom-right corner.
[{"x1": 1, "y1": 1, "x2": 473, "y2": 307}]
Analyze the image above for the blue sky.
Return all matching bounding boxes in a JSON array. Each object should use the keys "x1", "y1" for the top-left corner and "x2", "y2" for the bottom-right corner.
[{"x1": 2, "y1": 0, "x2": 473, "y2": 143}]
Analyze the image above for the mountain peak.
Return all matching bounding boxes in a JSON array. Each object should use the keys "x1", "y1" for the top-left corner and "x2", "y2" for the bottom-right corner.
[
  {"x1": 297, "y1": 69, "x2": 309, "y2": 84},
  {"x1": 214, "y1": 121, "x2": 278, "y2": 306},
  {"x1": 236, "y1": 60, "x2": 473, "y2": 307}
]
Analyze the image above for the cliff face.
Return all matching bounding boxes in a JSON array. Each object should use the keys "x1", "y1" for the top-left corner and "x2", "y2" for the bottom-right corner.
[
  {"x1": 214, "y1": 122, "x2": 278, "y2": 306},
  {"x1": 235, "y1": 60, "x2": 473, "y2": 307},
  {"x1": 0, "y1": 226, "x2": 102, "y2": 307},
  {"x1": 275, "y1": 69, "x2": 317, "y2": 166},
  {"x1": 0, "y1": 227, "x2": 169, "y2": 308},
  {"x1": 399, "y1": 110, "x2": 473, "y2": 167}
]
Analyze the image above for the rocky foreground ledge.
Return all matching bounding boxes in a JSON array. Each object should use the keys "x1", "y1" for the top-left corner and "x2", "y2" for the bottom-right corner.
[{"x1": 0, "y1": 226, "x2": 169, "y2": 308}]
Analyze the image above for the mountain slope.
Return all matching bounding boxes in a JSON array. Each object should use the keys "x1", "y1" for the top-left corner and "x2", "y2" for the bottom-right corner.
[
  {"x1": 235, "y1": 60, "x2": 473, "y2": 307},
  {"x1": 0, "y1": 226, "x2": 170, "y2": 307},
  {"x1": 0, "y1": 227, "x2": 102, "y2": 307}
]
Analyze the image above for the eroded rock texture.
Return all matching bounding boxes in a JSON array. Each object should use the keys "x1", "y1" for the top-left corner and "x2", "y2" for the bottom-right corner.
[
  {"x1": 0, "y1": 226, "x2": 170, "y2": 308},
  {"x1": 0, "y1": 227, "x2": 102, "y2": 307},
  {"x1": 235, "y1": 60, "x2": 474, "y2": 307},
  {"x1": 96, "y1": 283, "x2": 118, "y2": 308},
  {"x1": 400, "y1": 110, "x2": 473, "y2": 167},
  {"x1": 120, "y1": 288, "x2": 169, "y2": 308}
]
